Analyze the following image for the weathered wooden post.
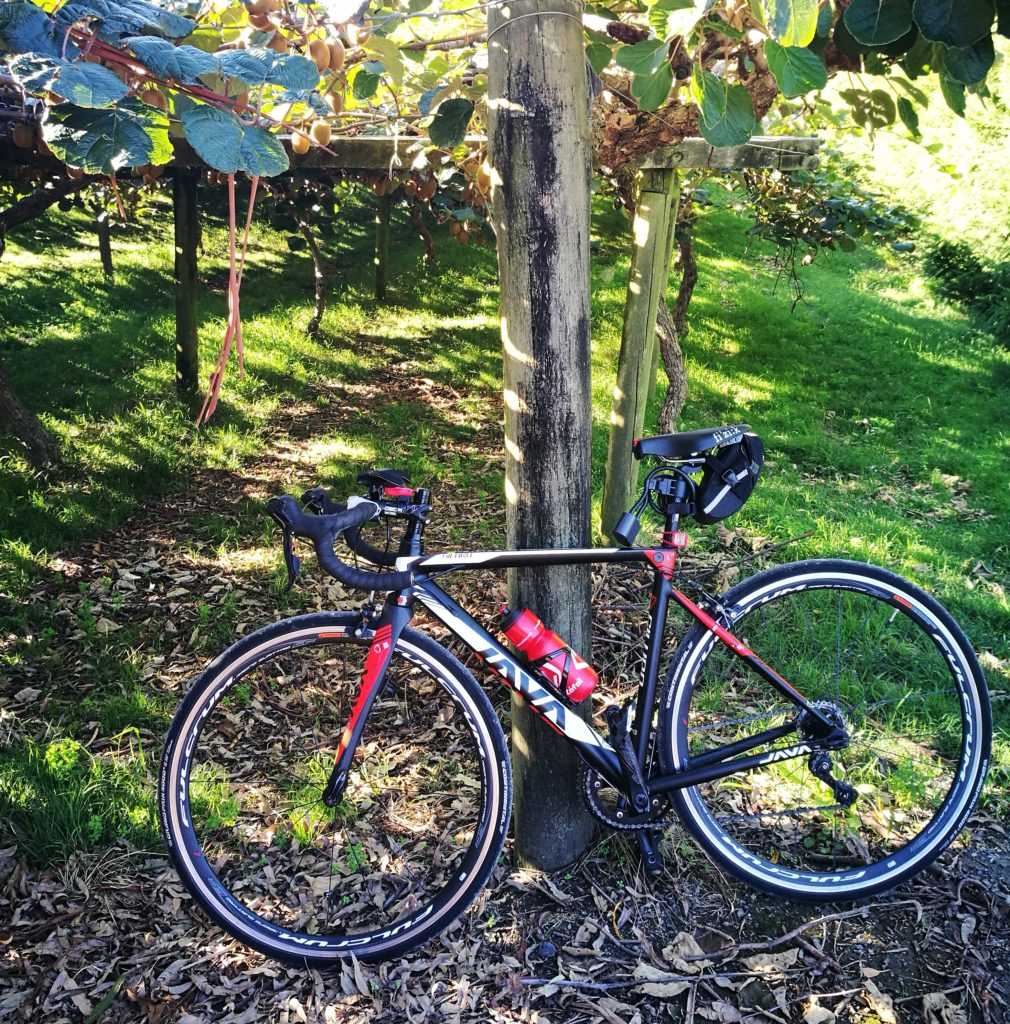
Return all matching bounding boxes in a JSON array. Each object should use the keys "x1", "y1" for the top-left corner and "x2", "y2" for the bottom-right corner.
[
  {"x1": 601, "y1": 167, "x2": 679, "y2": 540},
  {"x1": 487, "y1": 0, "x2": 596, "y2": 869},
  {"x1": 374, "y1": 191, "x2": 390, "y2": 303},
  {"x1": 172, "y1": 170, "x2": 199, "y2": 395}
]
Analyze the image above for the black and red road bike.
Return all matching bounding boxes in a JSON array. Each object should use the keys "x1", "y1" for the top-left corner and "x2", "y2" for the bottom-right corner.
[{"x1": 159, "y1": 425, "x2": 991, "y2": 965}]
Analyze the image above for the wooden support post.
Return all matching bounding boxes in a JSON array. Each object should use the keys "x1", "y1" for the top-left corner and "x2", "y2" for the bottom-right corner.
[
  {"x1": 96, "y1": 210, "x2": 113, "y2": 279},
  {"x1": 601, "y1": 168, "x2": 679, "y2": 541},
  {"x1": 649, "y1": 175, "x2": 681, "y2": 396},
  {"x1": 374, "y1": 192, "x2": 390, "y2": 303},
  {"x1": 173, "y1": 171, "x2": 200, "y2": 395},
  {"x1": 488, "y1": 0, "x2": 596, "y2": 871}
]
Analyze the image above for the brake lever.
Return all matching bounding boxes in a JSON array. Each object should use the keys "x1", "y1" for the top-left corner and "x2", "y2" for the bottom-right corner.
[{"x1": 281, "y1": 527, "x2": 302, "y2": 592}]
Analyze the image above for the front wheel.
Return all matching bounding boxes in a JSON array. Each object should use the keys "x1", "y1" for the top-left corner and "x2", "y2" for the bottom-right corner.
[
  {"x1": 659, "y1": 559, "x2": 991, "y2": 901},
  {"x1": 159, "y1": 612, "x2": 511, "y2": 964}
]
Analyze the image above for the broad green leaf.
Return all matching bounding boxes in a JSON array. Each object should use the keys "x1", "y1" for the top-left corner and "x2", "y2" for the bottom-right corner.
[
  {"x1": 267, "y1": 53, "x2": 319, "y2": 91},
  {"x1": 43, "y1": 103, "x2": 167, "y2": 172},
  {"x1": 632, "y1": 62, "x2": 673, "y2": 110},
  {"x1": 758, "y1": 0, "x2": 820, "y2": 47},
  {"x1": 217, "y1": 48, "x2": 272, "y2": 85},
  {"x1": 998, "y1": 0, "x2": 1010, "y2": 35},
  {"x1": 764, "y1": 40, "x2": 828, "y2": 96},
  {"x1": 0, "y1": 0, "x2": 64, "y2": 58},
  {"x1": 586, "y1": 40, "x2": 612, "y2": 74},
  {"x1": 362, "y1": 34, "x2": 404, "y2": 89},
  {"x1": 896, "y1": 96, "x2": 920, "y2": 135},
  {"x1": 239, "y1": 125, "x2": 289, "y2": 177},
  {"x1": 351, "y1": 68, "x2": 380, "y2": 100},
  {"x1": 816, "y1": 2, "x2": 833, "y2": 36},
  {"x1": 56, "y1": 0, "x2": 194, "y2": 40},
  {"x1": 938, "y1": 73, "x2": 966, "y2": 115},
  {"x1": 938, "y1": 36, "x2": 995, "y2": 83},
  {"x1": 428, "y1": 97, "x2": 473, "y2": 148},
  {"x1": 648, "y1": 0, "x2": 705, "y2": 40},
  {"x1": 912, "y1": 0, "x2": 996, "y2": 48},
  {"x1": 691, "y1": 67, "x2": 756, "y2": 147},
  {"x1": 616, "y1": 39, "x2": 668, "y2": 76},
  {"x1": 126, "y1": 36, "x2": 220, "y2": 84},
  {"x1": 843, "y1": 0, "x2": 913, "y2": 45},
  {"x1": 10, "y1": 54, "x2": 128, "y2": 107},
  {"x1": 181, "y1": 105, "x2": 244, "y2": 172}
]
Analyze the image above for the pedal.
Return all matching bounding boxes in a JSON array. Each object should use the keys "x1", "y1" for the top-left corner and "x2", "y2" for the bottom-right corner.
[
  {"x1": 808, "y1": 752, "x2": 858, "y2": 808},
  {"x1": 605, "y1": 704, "x2": 651, "y2": 814}
]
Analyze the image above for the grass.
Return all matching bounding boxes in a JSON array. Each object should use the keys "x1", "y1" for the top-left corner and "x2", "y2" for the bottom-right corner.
[{"x1": 1, "y1": 173, "x2": 1008, "y2": 864}]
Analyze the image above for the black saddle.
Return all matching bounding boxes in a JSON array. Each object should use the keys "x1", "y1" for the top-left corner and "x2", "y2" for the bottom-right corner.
[{"x1": 633, "y1": 424, "x2": 749, "y2": 461}]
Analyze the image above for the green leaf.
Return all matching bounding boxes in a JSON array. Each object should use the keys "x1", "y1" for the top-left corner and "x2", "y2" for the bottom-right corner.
[
  {"x1": 586, "y1": 40, "x2": 612, "y2": 74},
  {"x1": 351, "y1": 68, "x2": 380, "y2": 100},
  {"x1": 615, "y1": 39, "x2": 668, "y2": 76},
  {"x1": 764, "y1": 40, "x2": 828, "y2": 96},
  {"x1": 691, "y1": 67, "x2": 756, "y2": 147},
  {"x1": 937, "y1": 36, "x2": 995, "y2": 83},
  {"x1": 997, "y1": 0, "x2": 1010, "y2": 35},
  {"x1": 239, "y1": 126, "x2": 289, "y2": 177},
  {"x1": 43, "y1": 104, "x2": 167, "y2": 172},
  {"x1": 758, "y1": 0, "x2": 820, "y2": 47},
  {"x1": 217, "y1": 48, "x2": 272, "y2": 85},
  {"x1": 12, "y1": 55, "x2": 128, "y2": 109},
  {"x1": 56, "y1": 0, "x2": 194, "y2": 41},
  {"x1": 896, "y1": 95, "x2": 920, "y2": 135},
  {"x1": 267, "y1": 53, "x2": 319, "y2": 92},
  {"x1": 912, "y1": 0, "x2": 995, "y2": 48},
  {"x1": 648, "y1": 0, "x2": 705, "y2": 40},
  {"x1": 362, "y1": 33, "x2": 404, "y2": 89},
  {"x1": 428, "y1": 97, "x2": 473, "y2": 148},
  {"x1": 181, "y1": 105, "x2": 244, "y2": 172},
  {"x1": 0, "y1": 0, "x2": 64, "y2": 59},
  {"x1": 632, "y1": 61, "x2": 673, "y2": 111},
  {"x1": 938, "y1": 73, "x2": 966, "y2": 115},
  {"x1": 843, "y1": 0, "x2": 913, "y2": 45},
  {"x1": 126, "y1": 37, "x2": 220, "y2": 84}
]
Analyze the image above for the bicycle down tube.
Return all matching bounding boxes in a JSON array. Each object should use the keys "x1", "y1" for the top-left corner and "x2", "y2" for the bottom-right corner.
[{"x1": 330, "y1": 544, "x2": 846, "y2": 801}]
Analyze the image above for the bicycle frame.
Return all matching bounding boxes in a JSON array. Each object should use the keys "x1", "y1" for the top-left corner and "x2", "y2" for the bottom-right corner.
[{"x1": 322, "y1": 530, "x2": 847, "y2": 810}]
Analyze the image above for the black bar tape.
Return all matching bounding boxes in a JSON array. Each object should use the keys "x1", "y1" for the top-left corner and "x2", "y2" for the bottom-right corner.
[{"x1": 266, "y1": 495, "x2": 413, "y2": 591}]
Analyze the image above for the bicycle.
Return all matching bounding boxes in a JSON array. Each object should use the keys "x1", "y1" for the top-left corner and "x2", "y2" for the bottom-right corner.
[{"x1": 159, "y1": 424, "x2": 992, "y2": 965}]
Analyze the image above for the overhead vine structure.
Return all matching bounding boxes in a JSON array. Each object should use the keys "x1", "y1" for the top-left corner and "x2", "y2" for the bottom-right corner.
[{"x1": 1, "y1": 0, "x2": 1008, "y2": 429}]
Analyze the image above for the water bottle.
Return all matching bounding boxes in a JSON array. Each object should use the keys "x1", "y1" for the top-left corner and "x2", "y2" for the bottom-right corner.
[{"x1": 499, "y1": 607, "x2": 598, "y2": 702}]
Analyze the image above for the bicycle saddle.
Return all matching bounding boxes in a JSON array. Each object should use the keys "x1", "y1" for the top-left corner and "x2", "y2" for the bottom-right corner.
[{"x1": 633, "y1": 423, "x2": 749, "y2": 461}]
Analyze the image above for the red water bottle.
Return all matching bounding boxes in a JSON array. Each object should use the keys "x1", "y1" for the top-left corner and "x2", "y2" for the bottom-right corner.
[{"x1": 499, "y1": 607, "x2": 598, "y2": 702}]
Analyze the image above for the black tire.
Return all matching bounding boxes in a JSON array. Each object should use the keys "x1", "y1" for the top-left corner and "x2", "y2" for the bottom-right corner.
[
  {"x1": 658, "y1": 560, "x2": 991, "y2": 901},
  {"x1": 159, "y1": 612, "x2": 511, "y2": 964}
]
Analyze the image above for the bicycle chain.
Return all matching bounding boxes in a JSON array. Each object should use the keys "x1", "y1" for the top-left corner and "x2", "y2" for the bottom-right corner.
[{"x1": 579, "y1": 763, "x2": 676, "y2": 832}]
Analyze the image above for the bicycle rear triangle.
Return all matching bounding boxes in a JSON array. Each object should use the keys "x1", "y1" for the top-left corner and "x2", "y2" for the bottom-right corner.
[{"x1": 159, "y1": 426, "x2": 991, "y2": 964}]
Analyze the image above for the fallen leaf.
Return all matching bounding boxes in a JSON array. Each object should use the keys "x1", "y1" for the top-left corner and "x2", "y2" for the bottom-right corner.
[
  {"x1": 863, "y1": 979, "x2": 897, "y2": 1024},
  {"x1": 631, "y1": 963, "x2": 689, "y2": 998}
]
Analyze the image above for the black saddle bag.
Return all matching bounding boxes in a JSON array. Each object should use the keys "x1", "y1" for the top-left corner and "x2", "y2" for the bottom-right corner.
[{"x1": 693, "y1": 433, "x2": 764, "y2": 526}]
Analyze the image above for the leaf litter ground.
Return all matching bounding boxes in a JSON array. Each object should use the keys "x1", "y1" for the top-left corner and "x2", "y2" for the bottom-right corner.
[{"x1": 1, "y1": 371, "x2": 1008, "y2": 1024}]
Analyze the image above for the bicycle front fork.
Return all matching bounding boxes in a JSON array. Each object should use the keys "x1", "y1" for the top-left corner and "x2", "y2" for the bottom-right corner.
[{"x1": 321, "y1": 594, "x2": 414, "y2": 807}]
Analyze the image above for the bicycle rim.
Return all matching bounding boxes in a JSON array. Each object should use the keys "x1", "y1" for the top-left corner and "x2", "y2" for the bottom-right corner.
[
  {"x1": 662, "y1": 561, "x2": 990, "y2": 898},
  {"x1": 160, "y1": 615, "x2": 509, "y2": 962}
]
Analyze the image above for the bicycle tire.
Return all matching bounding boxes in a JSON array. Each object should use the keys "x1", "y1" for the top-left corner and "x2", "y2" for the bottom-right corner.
[
  {"x1": 159, "y1": 612, "x2": 511, "y2": 964},
  {"x1": 658, "y1": 559, "x2": 991, "y2": 900}
]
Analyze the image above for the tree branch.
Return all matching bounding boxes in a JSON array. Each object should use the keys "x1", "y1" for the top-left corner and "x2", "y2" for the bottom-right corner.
[{"x1": 0, "y1": 174, "x2": 97, "y2": 260}]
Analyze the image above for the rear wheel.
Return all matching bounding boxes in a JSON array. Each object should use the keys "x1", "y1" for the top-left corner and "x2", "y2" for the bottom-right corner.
[
  {"x1": 159, "y1": 612, "x2": 511, "y2": 964},
  {"x1": 659, "y1": 560, "x2": 990, "y2": 900}
]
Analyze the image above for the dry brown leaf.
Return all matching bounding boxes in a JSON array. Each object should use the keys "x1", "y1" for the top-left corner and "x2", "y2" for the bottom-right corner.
[
  {"x1": 697, "y1": 999, "x2": 746, "y2": 1021},
  {"x1": 741, "y1": 948, "x2": 799, "y2": 979},
  {"x1": 631, "y1": 963, "x2": 689, "y2": 998},
  {"x1": 923, "y1": 992, "x2": 968, "y2": 1024},
  {"x1": 661, "y1": 931, "x2": 710, "y2": 973},
  {"x1": 803, "y1": 998, "x2": 836, "y2": 1024},
  {"x1": 862, "y1": 979, "x2": 897, "y2": 1024}
]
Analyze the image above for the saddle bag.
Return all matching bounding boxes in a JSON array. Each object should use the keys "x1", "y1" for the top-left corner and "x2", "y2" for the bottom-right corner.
[{"x1": 693, "y1": 432, "x2": 764, "y2": 526}]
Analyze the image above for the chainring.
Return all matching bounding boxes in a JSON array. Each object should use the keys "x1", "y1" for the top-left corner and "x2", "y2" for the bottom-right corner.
[{"x1": 579, "y1": 763, "x2": 675, "y2": 831}]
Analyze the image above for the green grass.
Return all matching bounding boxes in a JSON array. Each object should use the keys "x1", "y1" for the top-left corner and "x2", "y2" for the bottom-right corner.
[{"x1": 1, "y1": 173, "x2": 1007, "y2": 864}]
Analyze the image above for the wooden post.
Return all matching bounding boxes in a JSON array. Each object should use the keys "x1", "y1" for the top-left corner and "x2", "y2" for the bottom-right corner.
[
  {"x1": 374, "y1": 192, "x2": 390, "y2": 303},
  {"x1": 649, "y1": 174, "x2": 681, "y2": 397},
  {"x1": 96, "y1": 210, "x2": 113, "y2": 279},
  {"x1": 600, "y1": 167, "x2": 679, "y2": 541},
  {"x1": 488, "y1": 0, "x2": 596, "y2": 871},
  {"x1": 173, "y1": 171, "x2": 199, "y2": 395}
]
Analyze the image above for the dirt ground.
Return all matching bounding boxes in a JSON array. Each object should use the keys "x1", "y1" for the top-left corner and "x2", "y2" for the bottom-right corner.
[{"x1": 2, "y1": 385, "x2": 1008, "y2": 1024}]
